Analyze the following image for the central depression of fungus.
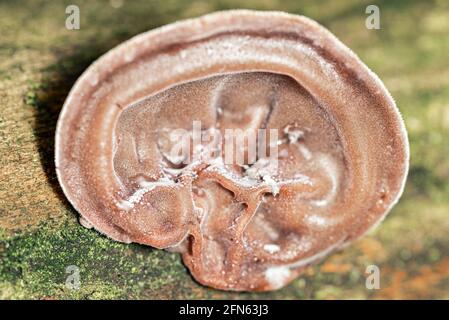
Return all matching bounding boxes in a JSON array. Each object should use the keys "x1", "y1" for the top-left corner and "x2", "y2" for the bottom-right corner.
[{"x1": 55, "y1": 10, "x2": 409, "y2": 291}]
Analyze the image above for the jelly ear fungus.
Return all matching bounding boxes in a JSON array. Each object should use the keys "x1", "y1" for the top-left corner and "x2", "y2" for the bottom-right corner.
[{"x1": 55, "y1": 10, "x2": 409, "y2": 291}]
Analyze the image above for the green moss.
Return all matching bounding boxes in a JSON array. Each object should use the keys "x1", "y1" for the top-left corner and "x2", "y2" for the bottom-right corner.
[
  {"x1": 24, "y1": 91, "x2": 38, "y2": 107},
  {"x1": 0, "y1": 221, "x2": 195, "y2": 299}
]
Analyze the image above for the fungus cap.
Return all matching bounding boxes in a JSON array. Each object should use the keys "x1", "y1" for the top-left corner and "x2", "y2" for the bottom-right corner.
[{"x1": 55, "y1": 10, "x2": 409, "y2": 291}]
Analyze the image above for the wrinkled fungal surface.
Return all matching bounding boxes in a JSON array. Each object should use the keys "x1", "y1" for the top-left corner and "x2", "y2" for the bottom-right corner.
[{"x1": 55, "y1": 10, "x2": 409, "y2": 291}]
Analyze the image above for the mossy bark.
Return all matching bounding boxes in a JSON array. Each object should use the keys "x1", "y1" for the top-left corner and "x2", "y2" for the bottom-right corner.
[{"x1": 1, "y1": 0, "x2": 449, "y2": 299}]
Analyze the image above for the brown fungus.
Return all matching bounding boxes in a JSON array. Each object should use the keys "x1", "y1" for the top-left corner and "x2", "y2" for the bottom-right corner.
[{"x1": 55, "y1": 10, "x2": 409, "y2": 291}]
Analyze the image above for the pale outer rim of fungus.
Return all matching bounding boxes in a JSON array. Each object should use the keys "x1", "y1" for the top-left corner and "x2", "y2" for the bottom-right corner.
[{"x1": 55, "y1": 9, "x2": 410, "y2": 289}]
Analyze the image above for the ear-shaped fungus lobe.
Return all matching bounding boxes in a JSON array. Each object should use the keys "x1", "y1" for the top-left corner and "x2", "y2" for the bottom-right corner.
[{"x1": 55, "y1": 11, "x2": 409, "y2": 291}]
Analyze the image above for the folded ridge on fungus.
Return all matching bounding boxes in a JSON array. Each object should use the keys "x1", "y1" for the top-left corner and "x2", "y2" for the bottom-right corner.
[{"x1": 55, "y1": 10, "x2": 409, "y2": 291}]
